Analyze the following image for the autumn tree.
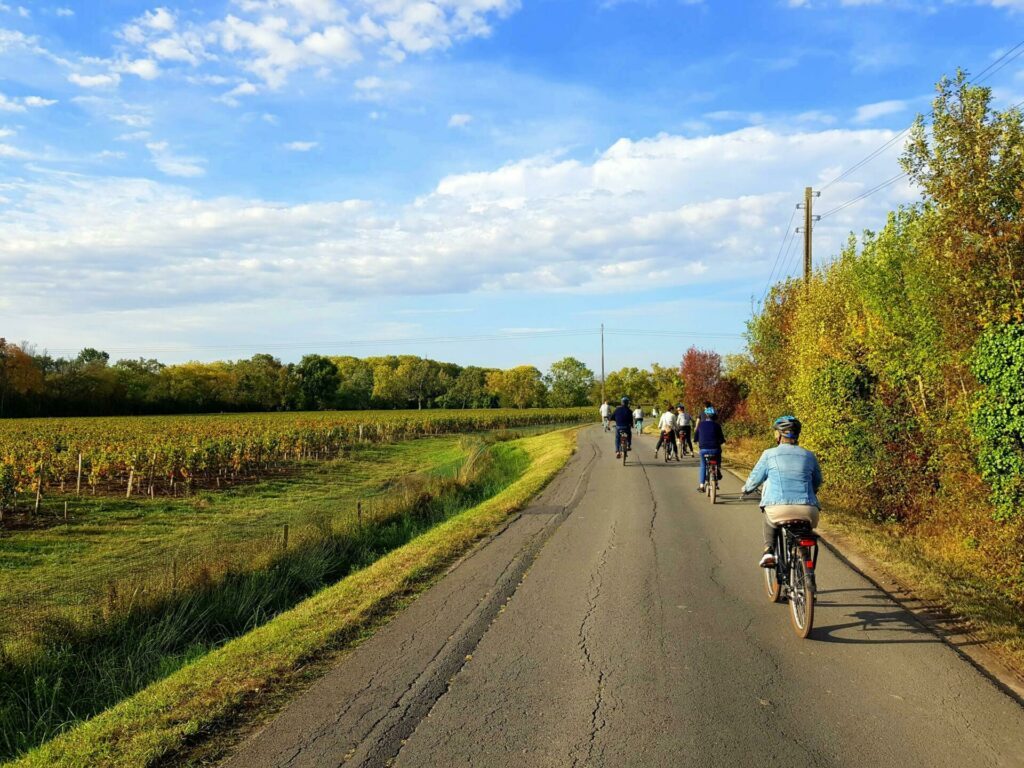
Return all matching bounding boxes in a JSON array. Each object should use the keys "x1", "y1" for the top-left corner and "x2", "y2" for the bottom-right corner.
[{"x1": 487, "y1": 366, "x2": 546, "y2": 408}]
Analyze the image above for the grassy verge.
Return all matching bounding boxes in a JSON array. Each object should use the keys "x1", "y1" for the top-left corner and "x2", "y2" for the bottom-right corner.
[
  {"x1": 7, "y1": 428, "x2": 578, "y2": 768},
  {"x1": 728, "y1": 435, "x2": 1024, "y2": 679},
  {"x1": 0, "y1": 436, "x2": 507, "y2": 761}
]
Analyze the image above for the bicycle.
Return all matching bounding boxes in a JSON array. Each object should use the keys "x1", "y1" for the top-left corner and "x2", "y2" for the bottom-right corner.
[
  {"x1": 703, "y1": 454, "x2": 720, "y2": 504},
  {"x1": 661, "y1": 431, "x2": 677, "y2": 463},
  {"x1": 676, "y1": 428, "x2": 692, "y2": 457},
  {"x1": 763, "y1": 521, "x2": 819, "y2": 639},
  {"x1": 618, "y1": 428, "x2": 631, "y2": 466}
]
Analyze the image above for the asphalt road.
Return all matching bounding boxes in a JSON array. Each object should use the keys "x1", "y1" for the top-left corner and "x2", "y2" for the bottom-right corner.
[{"x1": 223, "y1": 426, "x2": 1024, "y2": 768}]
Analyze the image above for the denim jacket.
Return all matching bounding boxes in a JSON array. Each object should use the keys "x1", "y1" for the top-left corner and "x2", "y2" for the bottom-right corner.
[{"x1": 742, "y1": 444, "x2": 823, "y2": 507}]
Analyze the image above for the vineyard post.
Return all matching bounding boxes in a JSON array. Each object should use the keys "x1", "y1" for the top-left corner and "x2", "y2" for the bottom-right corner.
[
  {"x1": 126, "y1": 469, "x2": 134, "y2": 499},
  {"x1": 34, "y1": 460, "x2": 44, "y2": 516},
  {"x1": 76, "y1": 453, "x2": 82, "y2": 496},
  {"x1": 64, "y1": 501, "x2": 68, "y2": 521}
]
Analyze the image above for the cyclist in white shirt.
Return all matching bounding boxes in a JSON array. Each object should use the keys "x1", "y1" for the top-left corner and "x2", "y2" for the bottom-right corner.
[
  {"x1": 633, "y1": 406, "x2": 644, "y2": 435},
  {"x1": 599, "y1": 400, "x2": 610, "y2": 432},
  {"x1": 654, "y1": 404, "x2": 677, "y2": 458}
]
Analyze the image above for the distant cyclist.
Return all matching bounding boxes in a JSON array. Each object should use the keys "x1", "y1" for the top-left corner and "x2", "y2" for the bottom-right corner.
[
  {"x1": 633, "y1": 404, "x2": 645, "y2": 435},
  {"x1": 613, "y1": 396, "x2": 635, "y2": 458},
  {"x1": 655, "y1": 403, "x2": 677, "y2": 458},
  {"x1": 741, "y1": 416, "x2": 823, "y2": 568},
  {"x1": 600, "y1": 400, "x2": 611, "y2": 432},
  {"x1": 676, "y1": 404, "x2": 693, "y2": 456},
  {"x1": 695, "y1": 406, "x2": 725, "y2": 492}
]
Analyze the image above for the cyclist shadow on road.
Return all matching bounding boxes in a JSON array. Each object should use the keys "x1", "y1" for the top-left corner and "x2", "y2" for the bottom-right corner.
[{"x1": 812, "y1": 598, "x2": 955, "y2": 645}]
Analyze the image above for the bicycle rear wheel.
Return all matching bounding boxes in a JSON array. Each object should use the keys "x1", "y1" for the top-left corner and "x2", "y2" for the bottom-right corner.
[
  {"x1": 788, "y1": 557, "x2": 815, "y2": 638},
  {"x1": 710, "y1": 473, "x2": 718, "y2": 504},
  {"x1": 764, "y1": 563, "x2": 781, "y2": 602}
]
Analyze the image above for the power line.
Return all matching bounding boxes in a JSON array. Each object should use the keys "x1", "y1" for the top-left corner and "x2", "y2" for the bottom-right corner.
[
  {"x1": 760, "y1": 205, "x2": 799, "y2": 303},
  {"x1": 819, "y1": 128, "x2": 911, "y2": 193},
  {"x1": 818, "y1": 36, "x2": 1024, "y2": 195},
  {"x1": 605, "y1": 328, "x2": 745, "y2": 339},
  {"x1": 780, "y1": 221, "x2": 802, "y2": 278},
  {"x1": 818, "y1": 172, "x2": 907, "y2": 220},
  {"x1": 41, "y1": 326, "x2": 746, "y2": 356},
  {"x1": 973, "y1": 40, "x2": 1024, "y2": 84}
]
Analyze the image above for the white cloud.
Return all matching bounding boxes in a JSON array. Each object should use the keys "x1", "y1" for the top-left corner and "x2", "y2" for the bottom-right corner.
[
  {"x1": 284, "y1": 140, "x2": 318, "y2": 151},
  {"x1": 23, "y1": 96, "x2": 57, "y2": 107},
  {"x1": 448, "y1": 113, "x2": 473, "y2": 128},
  {"x1": 147, "y1": 36, "x2": 200, "y2": 64},
  {"x1": 68, "y1": 72, "x2": 121, "y2": 88},
  {"x1": 352, "y1": 75, "x2": 411, "y2": 101},
  {"x1": 143, "y1": 7, "x2": 176, "y2": 32},
  {"x1": 118, "y1": 58, "x2": 161, "y2": 80},
  {"x1": 117, "y1": 130, "x2": 152, "y2": 142},
  {"x1": 115, "y1": 0, "x2": 520, "y2": 88},
  {"x1": 0, "y1": 92, "x2": 56, "y2": 111},
  {"x1": 146, "y1": 141, "x2": 205, "y2": 177},
  {"x1": 0, "y1": 142, "x2": 27, "y2": 157},
  {"x1": 853, "y1": 99, "x2": 907, "y2": 123},
  {"x1": 55, "y1": 7, "x2": 74, "y2": 17},
  {"x1": 112, "y1": 113, "x2": 151, "y2": 128},
  {"x1": 0, "y1": 126, "x2": 915, "y2": 317},
  {"x1": 218, "y1": 81, "x2": 259, "y2": 106},
  {"x1": 0, "y1": 93, "x2": 24, "y2": 112}
]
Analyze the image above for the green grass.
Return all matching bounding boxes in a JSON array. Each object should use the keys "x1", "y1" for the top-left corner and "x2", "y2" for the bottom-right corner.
[
  {"x1": 1, "y1": 438, "x2": 466, "y2": 635},
  {"x1": 0, "y1": 435, "x2": 519, "y2": 762},
  {"x1": 6, "y1": 427, "x2": 578, "y2": 768}
]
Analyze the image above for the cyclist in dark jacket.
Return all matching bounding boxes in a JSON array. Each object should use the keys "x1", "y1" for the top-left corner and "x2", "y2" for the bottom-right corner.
[
  {"x1": 695, "y1": 407, "x2": 725, "y2": 491},
  {"x1": 612, "y1": 396, "x2": 634, "y2": 458}
]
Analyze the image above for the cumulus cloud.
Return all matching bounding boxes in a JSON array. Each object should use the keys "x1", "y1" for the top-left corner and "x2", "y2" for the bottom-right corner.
[
  {"x1": 0, "y1": 92, "x2": 57, "y2": 110},
  {"x1": 116, "y1": 0, "x2": 520, "y2": 88},
  {"x1": 0, "y1": 126, "x2": 915, "y2": 317},
  {"x1": 284, "y1": 140, "x2": 318, "y2": 151},
  {"x1": 448, "y1": 113, "x2": 473, "y2": 128},
  {"x1": 854, "y1": 99, "x2": 907, "y2": 123},
  {"x1": 68, "y1": 72, "x2": 121, "y2": 88},
  {"x1": 117, "y1": 58, "x2": 161, "y2": 79}
]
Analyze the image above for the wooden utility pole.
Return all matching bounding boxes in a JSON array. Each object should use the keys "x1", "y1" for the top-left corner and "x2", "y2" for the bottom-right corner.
[
  {"x1": 600, "y1": 324, "x2": 606, "y2": 403},
  {"x1": 798, "y1": 187, "x2": 821, "y2": 283}
]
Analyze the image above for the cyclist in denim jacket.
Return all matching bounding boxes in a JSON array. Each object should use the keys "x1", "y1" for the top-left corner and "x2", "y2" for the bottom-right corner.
[{"x1": 742, "y1": 416, "x2": 823, "y2": 568}]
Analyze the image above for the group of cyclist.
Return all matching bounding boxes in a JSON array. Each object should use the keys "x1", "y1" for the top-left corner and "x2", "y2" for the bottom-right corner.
[{"x1": 599, "y1": 397, "x2": 823, "y2": 569}]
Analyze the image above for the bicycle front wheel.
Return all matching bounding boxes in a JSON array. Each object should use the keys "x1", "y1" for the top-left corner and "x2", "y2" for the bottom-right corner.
[{"x1": 788, "y1": 558, "x2": 815, "y2": 638}]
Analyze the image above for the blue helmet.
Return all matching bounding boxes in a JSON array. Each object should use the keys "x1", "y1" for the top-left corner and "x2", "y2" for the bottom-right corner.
[
  {"x1": 621, "y1": 396, "x2": 630, "y2": 405},
  {"x1": 704, "y1": 406, "x2": 716, "y2": 416},
  {"x1": 773, "y1": 415, "x2": 801, "y2": 438}
]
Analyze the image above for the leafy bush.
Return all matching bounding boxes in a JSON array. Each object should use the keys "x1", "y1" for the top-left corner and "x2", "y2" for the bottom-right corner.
[{"x1": 971, "y1": 322, "x2": 1024, "y2": 521}]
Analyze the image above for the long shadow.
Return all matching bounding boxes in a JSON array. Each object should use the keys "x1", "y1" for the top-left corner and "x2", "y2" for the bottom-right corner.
[{"x1": 811, "y1": 608, "x2": 958, "y2": 645}]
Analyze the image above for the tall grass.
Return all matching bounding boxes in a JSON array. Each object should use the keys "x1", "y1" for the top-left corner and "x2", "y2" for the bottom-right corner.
[{"x1": 0, "y1": 438, "x2": 528, "y2": 762}]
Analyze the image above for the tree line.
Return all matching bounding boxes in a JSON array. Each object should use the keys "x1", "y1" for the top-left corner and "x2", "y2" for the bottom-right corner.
[{"x1": 0, "y1": 338, "x2": 746, "y2": 420}]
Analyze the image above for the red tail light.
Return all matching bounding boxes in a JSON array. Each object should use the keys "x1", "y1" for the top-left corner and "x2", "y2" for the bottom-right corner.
[
  {"x1": 799, "y1": 539, "x2": 817, "y2": 547},
  {"x1": 805, "y1": 560, "x2": 814, "y2": 570}
]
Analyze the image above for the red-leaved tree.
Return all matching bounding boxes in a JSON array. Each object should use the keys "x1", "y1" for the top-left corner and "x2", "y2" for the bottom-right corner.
[{"x1": 679, "y1": 346, "x2": 742, "y2": 420}]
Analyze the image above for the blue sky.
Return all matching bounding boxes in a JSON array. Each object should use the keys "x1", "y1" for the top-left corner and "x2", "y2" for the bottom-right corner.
[{"x1": 1, "y1": 0, "x2": 1023, "y2": 374}]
